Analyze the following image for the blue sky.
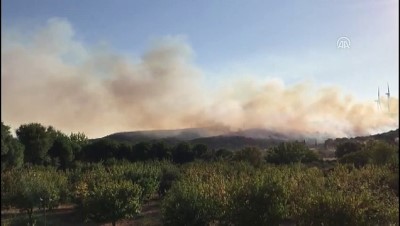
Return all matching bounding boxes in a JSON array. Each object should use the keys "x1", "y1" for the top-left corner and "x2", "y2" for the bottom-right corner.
[{"x1": 1, "y1": 0, "x2": 398, "y2": 137}]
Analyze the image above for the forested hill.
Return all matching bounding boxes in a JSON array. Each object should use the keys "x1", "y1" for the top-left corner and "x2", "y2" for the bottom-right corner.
[
  {"x1": 189, "y1": 136, "x2": 282, "y2": 150},
  {"x1": 99, "y1": 134, "x2": 284, "y2": 151},
  {"x1": 100, "y1": 127, "x2": 399, "y2": 151},
  {"x1": 100, "y1": 127, "x2": 230, "y2": 143},
  {"x1": 324, "y1": 128, "x2": 399, "y2": 147}
]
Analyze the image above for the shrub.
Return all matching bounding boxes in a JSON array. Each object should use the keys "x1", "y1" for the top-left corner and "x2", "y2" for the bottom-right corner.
[
  {"x1": 158, "y1": 165, "x2": 181, "y2": 196},
  {"x1": 1, "y1": 167, "x2": 67, "y2": 226},
  {"x1": 82, "y1": 179, "x2": 143, "y2": 226},
  {"x1": 226, "y1": 171, "x2": 290, "y2": 226}
]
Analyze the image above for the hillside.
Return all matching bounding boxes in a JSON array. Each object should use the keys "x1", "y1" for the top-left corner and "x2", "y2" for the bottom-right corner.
[
  {"x1": 324, "y1": 129, "x2": 399, "y2": 148},
  {"x1": 189, "y1": 135, "x2": 282, "y2": 150},
  {"x1": 99, "y1": 127, "x2": 399, "y2": 151}
]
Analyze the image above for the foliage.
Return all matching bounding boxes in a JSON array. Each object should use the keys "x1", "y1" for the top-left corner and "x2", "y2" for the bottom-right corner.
[
  {"x1": 16, "y1": 123, "x2": 52, "y2": 165},
  {"x1": 192, "y1": 143, "x2": 208, "y2": 159},
  {"x1": 150, "y1": 141, "x2": 172, "y2": 160},
  {"x1": 158, "y1": 164, "x2": 181, "y2": 196},
  {"x1": 296, "y1": 165, "x2": 399, "y2": 225},
  {"x1": 162, "y1": 162, "x2": 290, "y2": 226},
  {"x1": 132, "y1": 141, "x2": 151, "y2": 161},
  {"x1": 162, "y1": 162, "x2": 399, "y2": 226},
  {"x1": 2, "y1": 121, "x2": 399, "y2": 225},
  {"x1": 69, "y1": 132, "x2": 89, "y2": 160},
  {"x1": 266, "y1": 142, "x2": 319, "y2": 164},
  {"x1": 215, "y1": 148, "x2": 233, "y2": 160},
  {"x1": 72, "y1": 161, "x2": 168, "y2": 206},
  {"x1": 82, "y1": 179, "x2": 142, "y2": 226},
  {"x1": 233, "y1": 146, "x2": 263, "y2": 167},
  {"x1": 339, "y1": 150, "x2": 371, "y2": 167},
  {"x1": 226, "y1": 170, "x2": 290, "y2": 225},
  {"x1": 1, "y1": 122, "x2": 24, "y2": 171},
  {"x1": 48, "y1": 134, "x2": 74, "y2": 169},
  {"x1": 81, "y1": 139, "x2": 119, "y2": 162},
  {"x1": 365, "y1": 140, "x2": 398, "y2": 165},
  {"x1": 335, "y1": 140, "x2": 363, "y2": 158},
  {"x1": 172, "y1": 142, "x2": 194, "y2": 164},
  {"x1": 1, "y1": 167, "x2": 68, "y2": 226},
  {"x1": 339, "y1": 140, "x2": 398, "y2": 167}
]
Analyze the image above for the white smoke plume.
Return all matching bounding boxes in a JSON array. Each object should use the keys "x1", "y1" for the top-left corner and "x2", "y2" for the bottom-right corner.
[{"x1": 1, "y1": 18, "x2": 398, "y2": 138}]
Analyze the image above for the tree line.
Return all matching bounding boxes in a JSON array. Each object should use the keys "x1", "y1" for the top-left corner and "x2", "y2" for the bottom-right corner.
[{"x1": 1, "y1": 122, "x2": 326, "y2": 171}]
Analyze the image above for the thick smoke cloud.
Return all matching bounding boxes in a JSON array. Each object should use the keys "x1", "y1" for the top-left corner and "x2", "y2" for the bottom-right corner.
[{"x1": 2, "y1": 18, "x2": 398, "y2": 138}]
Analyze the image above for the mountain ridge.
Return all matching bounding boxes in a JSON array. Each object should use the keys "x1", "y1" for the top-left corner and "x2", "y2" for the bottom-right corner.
[{"x1": 97, "y1": 127, "x2": 399, "y2": 151}]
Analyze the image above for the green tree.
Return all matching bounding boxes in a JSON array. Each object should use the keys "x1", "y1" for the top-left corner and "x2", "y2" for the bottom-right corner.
[
  {"x1": 149, "y1": 141, "x2": 171, "y2": 160},
  {"x1": 339, "y1": 150, "x2": 371, "y2": 167},
  {"x1": 70, "y1": 132, "x2": 89, "y2": 161},
  {"x1": 366, "y1": 140, "x2": 398, "y2": 165},
  {"x1": 115, "y1": 142, "x2": 133, "y2": 160},
  {"x1": 215, "y1": 148, "x2": 233, "y2": 160},
  {"x1": 82, "y1": 139, "x2": 119, "y2": 162},
  {"x1": 1, "y1": 122, "x2": 24, "y2": 171},
  {"x1": 133, "y1": 141, "x2": 151, "y2": 161},
  {"x1": 193, "y1": 143, "x2": 208, "y2": 159},
  {"x1": 82, "y1": 179, "x2": 142, "y2": 226},
  {"x1": 266, "y1": 142, "x2": 319, "y2": 164},
  {"x1": 335, "y1": 141, "x2": 363, "y2": 158},
  {"x1": 158, "y1": 165, "x2": 181, "y2": 196},
  {"x1": 172, "y1": 142, "x2": 194, "y2": 164},
  {"x1": 16, "y1": 123, "x2": 52, "y2": 165},
  {"x1": 3, "y1": 168, "x2": 67, "y2": 226},
  {"x1": 339, "y1": 140, "x2": 398, "y2": 167},
  {"x1": 48, "y1": 134, "x2": 74, "y2": 169},
  {"x1": 233, "y1": 146, "x2": 263, "y2": 167},
  {"x1": 227, "y1": 172, "x2": 289, "y2": 226}
]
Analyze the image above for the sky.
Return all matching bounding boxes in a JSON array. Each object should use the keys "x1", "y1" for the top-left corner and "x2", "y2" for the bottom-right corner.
[{"x1": 1, "y1": 0, "x2": 399, "y2": 138}]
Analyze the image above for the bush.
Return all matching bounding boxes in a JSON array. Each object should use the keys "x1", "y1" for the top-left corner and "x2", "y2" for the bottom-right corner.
[
  {"x1": 226, "y1": 171, "x2": 289, "y2": 226},
  {"x1": 162, "y1": 172, "x2": 227, "y2": 226},
  {"x1": 1, "y1": 167, "x2": 67, "y2": 226},
  {"x1": 296, "y1": 165, "x2": 399, "y2": 225},
  {"x1": 233, "y1": 147, "x2": 263, "y2": 167},
  {"x1": 82, "y1": 179, "x2": 143, "y2": 226},
  {"x1": 162, "y1": 163, "x2": 291, "y2": 226},
  {"x1": 335, "y1": 141, "x2": 363, "y2": 158},
  {"x1": 158, "y1": 165, "x2": 181, "y2": 196},
  {"x1": 266, "y1": 142, "x2": 319, "y2": 164}
]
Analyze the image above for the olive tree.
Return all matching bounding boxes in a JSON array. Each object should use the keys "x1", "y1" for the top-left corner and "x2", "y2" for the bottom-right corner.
[
  {"x1": 3, "y1": 168, "x2": 67, "y2": 226},
  {"x1": 82, "y1": 179, "x2": 143, "y2": 226}
]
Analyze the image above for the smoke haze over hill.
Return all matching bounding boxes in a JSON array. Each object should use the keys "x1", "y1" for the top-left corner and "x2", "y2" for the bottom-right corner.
[{"x1": 2, "y1": 18, "x2": 398, "y2": 138}]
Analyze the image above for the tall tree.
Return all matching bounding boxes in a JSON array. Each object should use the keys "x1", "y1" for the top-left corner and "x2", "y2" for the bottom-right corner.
[
  {"x1": 266, "y1": 142, "x2": 319, "y2": 164},
  {"x1": 335, "y1": 141, "x2": 363, "y2": 158},
  {"x1": 16, "y1": 123, "x2": 52, "y2": 165},
  {"x1": 233, "y1": 146, "x2": 263, "y2": 167},
  {"x1": 48, "y1": 134, "x2": 74, "y2": 169},
  {"x1": 82, "y1": 139, "x2": 119, "y2": 162},
  {"x1": 215, "y1": 148, "x2": 233, "y2": 160},
  {"x1": 172, "y1": 142, "x2": 194, "y2": 164},
  {"x1": 150, "y1": 141, "x2": 171, "y2": 160},
  {"x1": 133, "y1": 142, "x2": 151, "y2": 161},
  {"x1": 69, "y1": 132, "x2": 89, "y2": 161},
  {"x1": 193, "y1": 143, "x2": 208, "y2": 159},
  {"x1": 1, "y1": 122, "x2": 24, "y2": 171}
]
